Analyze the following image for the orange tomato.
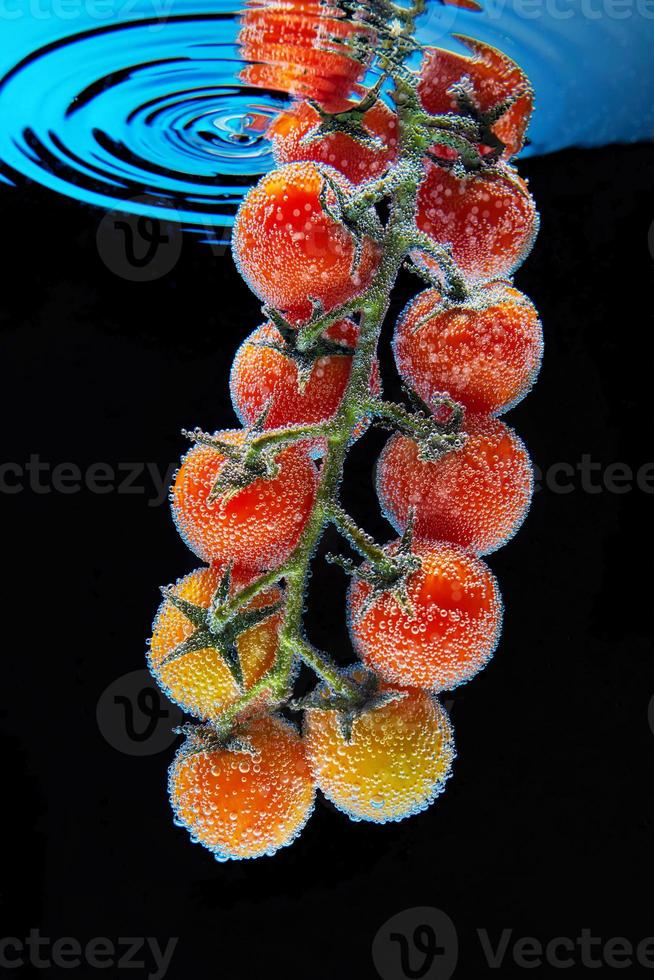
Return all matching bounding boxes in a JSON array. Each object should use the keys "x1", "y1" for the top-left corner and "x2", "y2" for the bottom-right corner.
[
  {"x1": 414, "y1": 160, "x2": 538, "y2": 284},
  {"x1": 230, "y1": 318, "x2": 381, "y2": 455},
  {"x1": 233, "y1": 162, "x2": 382, "y2": 324},
  {"x1": 418, "y1": 37, "x2": 534, "y2": 160},
  {"x1": 269, "y1": 97, "x2": 399, "y2": 185},
  {"x1": 169, "y1": 715, "x2": 315, "y2": 860}
]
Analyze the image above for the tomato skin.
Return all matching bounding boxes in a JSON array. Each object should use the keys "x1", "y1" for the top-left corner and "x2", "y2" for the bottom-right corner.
[
  {"x1": 238, "y1": 3, "x2": 374, "y2": 110},
  {"x1": 348, "y1": 539, "x2": 502, "y2": 691},
  {"x1": 393, "y1": 282, "x2": 543, "y2": 416},
  {"x1": 376, "y1": 416, "x2": 533, "y2": 556},
  {"x1": 169, "y1": 715, "x2": 315, "y2": 860},
  {"x1": 303, "y1": 671, "x2": 455, "y2": 823},
  {"x1": 418, "y1": 38, "x2": 533, "y2": 160},
  {"x1": 414, "y1": 160, "x2": 538, "y2": 284},
  {"x1": 269, "y1": 98, "x2": 399, "y2": 185},
  {"x1": 148, "y1": 565, "x2": 282, "y2": 722},
  {"x1": 171, "y1": 430, "x2": 318, "y2": 571},
  {"x1": 230, "y1": 318, "x2": 381, "y2": 456},
  {"x1": 233, "y1": 162, "x2": 382, "y2": 323}
]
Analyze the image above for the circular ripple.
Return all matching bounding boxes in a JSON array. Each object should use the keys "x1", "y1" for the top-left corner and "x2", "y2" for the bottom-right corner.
[{"x1": 0, "y1": 9, "x2": 289, "y2": 231}]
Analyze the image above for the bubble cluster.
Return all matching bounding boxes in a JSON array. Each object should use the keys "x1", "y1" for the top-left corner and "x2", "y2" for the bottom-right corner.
[
  {"x1": 269, "y1": 97, "x2": 399, "y2": 185},
  {"x1": 304, "y1": 673, "x2": 455, "y2": 824},
  {"x1": 171, "y1": 430, "x2": 319, "y2": 571},
  {"x1": 414, "y1": 160, "x2": 539, "y2": 284},
  {"x1": 148, "y1": 565, "x2": 283, "y2": 722},
  {"x1": 232, "y1": 161, "x2": 382, "y2": 323},
  {"x1": 169, "y1": 715, "x2": 315, "y2": 860},
  {"x1": 393, "y1": 282, "x2": 543, "y2": 416},
  {"x1": 230, "y1": 318, "x2": 381, "y2": 456},
  {"x1": 377, "y1": 417, "x2": 533, "y2": 555},
  {"x1": 348, "y1": 540, "x2": 503, "y2": 692}
]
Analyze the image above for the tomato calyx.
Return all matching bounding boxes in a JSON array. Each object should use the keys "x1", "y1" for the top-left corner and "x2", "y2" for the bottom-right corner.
[
  {"x1": 183, "y1": 421, "x2": 287, "y2": 501},
  {"x1": 291, "y1": 667, "x2": 406, "y2": 742},
  {"x1": 364, "y1": 393, "x2": 466, "y2": 462},
  {"x1": 159, "y1": 565, "x2": 283, "y2": 690},
  {"x1": 173, "y1": 720, "x2": 258, "y2": 759},
  {"x1": 327, "y1": 506, "x2": 420, "y2": 617},
  {"x1": 317, "y1": 165, "x2": 383, "y2": 274},
  {"x1": 303, "y1": 74, "x2": 390, "y2": 153},
  {"x1": 260, "y1": 305, "x2": 355, "y2": 393}
]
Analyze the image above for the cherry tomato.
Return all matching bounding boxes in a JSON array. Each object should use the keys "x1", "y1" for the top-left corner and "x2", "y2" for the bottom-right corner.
[
  {"x1": 230, "y1": 318, "x2": 381, "y2": 455},
  {"x1": 419, "y1": 37, "x2": 533, "y2": 160},
  {"x1": 304, "y1": 668, "x2": 455, "y2": 823},
  {"x1": 171, "y1": 430, "x2": 318, "y2": 571},
  {"x1": 233, "y1": 162, "x2": 382, "y2": 323},
  {"x1": 348, "y1": 539, "x2": 502, "y2": 691},
  {"x1": 169, "y1": 715, "x2": 315, "y2": 860},
  {"x1": 269, "y1": 97, "x2": 399, "y2": 185},
  {"x1": 414, "y1": 160, "x2": 538, "y2": 284},
  {"x1": 148, "y1": 565, "x2": 283, "y2": 722},
  {"x1": 393, "y1": 282, "x2": 543, "y2": 415},
  {"x1": 376, "y1": 416, "x2": 533, "y2": 555}
]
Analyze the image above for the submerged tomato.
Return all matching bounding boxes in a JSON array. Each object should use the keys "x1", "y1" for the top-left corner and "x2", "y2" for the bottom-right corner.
[
  {"x1": 348, "y1": 539, "x2": 503, "y2": 691},
  {"x1": 414, "y1": 160, "x2": 538, "y2": 283},
  {"x1": 419, "y1": 36, "x2": 534, "y2": 159},
  {"x1": 171, "y1": 430, "x2": 318, "y2": 571},
  {"x1": 233, "y1": 162, "x2": 382, "y2": 323},
  {"x1": 230, "y1": 318, "x2": 380, "y2": 455},
  {"x1": 304, "y1": 670, "x2": 455, "y2": 823},
  {"x1": 376, "y1": 416, "x2": 534, "y2": 555},
  {"x1": 148, "y1": 564, "x2": 283, "y2": 722},
  {"x1": 169, "y1": 715, "x2": 315, "y2": 860},
  {"x1": 393, "y1": 282, "x2": 543, "y2": 415},
  {"x1": 269, "y1": 97, "x2": 399, "y2": 185}
]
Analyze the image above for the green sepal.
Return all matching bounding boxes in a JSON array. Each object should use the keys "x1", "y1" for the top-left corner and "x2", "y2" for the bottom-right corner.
[
  {"x1": 258, "y1": 304, "x2": 355, "y2": 391},
  {"x1": 173, "y1": 721, "x2": 255, "y2": 758},
  {"x1": 291, "y1": 669, "x2": 408, "y2": 743}
]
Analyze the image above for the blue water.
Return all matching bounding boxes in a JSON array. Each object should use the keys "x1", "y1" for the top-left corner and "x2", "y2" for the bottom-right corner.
[{"x1": 0, "y1": 0, "x2": 652, "y2": 229}]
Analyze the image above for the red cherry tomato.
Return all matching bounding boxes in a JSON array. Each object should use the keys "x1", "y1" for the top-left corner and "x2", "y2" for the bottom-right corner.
[
  {"x1": 269, "y1": 97, "x2": 399, "y2": 185},
  {"x1": 414, "y1": 160, "x2": 538, "y2": 283},
  {"x1": 418, "y1": 36, "x2": 534, "y2": 160},
  {"x1": 376, "y1": 415, "x2": 533, "y2": 555},
  {"x1": 348, "y1": 539, "x2": 503, "y2": 691},
  {"x1": 171, "y1": 430, "x2": 319, "y2": 571},
  {"x1": 393, "y1": 282, "x2": 543, "y2": 415},
  {"x1": 233, "y1": 162, "x2": 382, "y2": 323},
  {"x1": 230, "y1": 318, "x2": 381, "y2": 455}
]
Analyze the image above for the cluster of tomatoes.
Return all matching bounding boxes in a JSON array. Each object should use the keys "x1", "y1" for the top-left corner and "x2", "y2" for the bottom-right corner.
[{"x1": 146, "y1": 5, "x2": 542, "y2": 862}]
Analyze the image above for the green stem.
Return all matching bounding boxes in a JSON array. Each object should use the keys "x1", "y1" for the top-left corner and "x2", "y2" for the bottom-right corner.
[
  {"x1": 325, "y1": 501, "x2": 395, "y2": 574},
  {"x1": 284, "y1": 637, "x2": 357, "y2": 697},
  {"x1": 210, "y1": 567, "x2": 285, "y2": 630}
]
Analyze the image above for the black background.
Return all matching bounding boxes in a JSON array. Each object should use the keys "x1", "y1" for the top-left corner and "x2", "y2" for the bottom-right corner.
[{"x1": 1, "y1": 142, "x2": 653, "y2": 978}]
